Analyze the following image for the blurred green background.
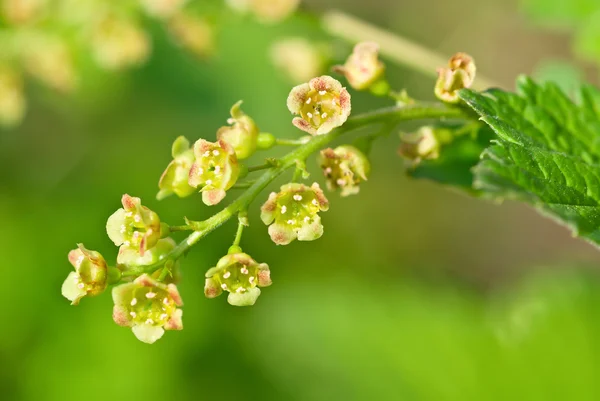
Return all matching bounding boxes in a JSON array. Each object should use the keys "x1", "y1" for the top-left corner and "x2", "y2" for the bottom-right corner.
[{"x1": 2, "y1": 0, "x2": 600, "y2": 400}]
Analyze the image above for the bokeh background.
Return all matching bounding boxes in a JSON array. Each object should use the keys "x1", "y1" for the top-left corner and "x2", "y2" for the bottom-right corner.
[{"x1": 2, "y1": 0, "x2": 600, "y2": 400}]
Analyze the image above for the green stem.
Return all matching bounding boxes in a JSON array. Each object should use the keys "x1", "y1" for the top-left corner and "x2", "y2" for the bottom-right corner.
[
  {"x1": 232, "y1": 181, "x2": 256, "y2": 189},
  {"x1": 121, "y1": 102, "x2": 470, "y2": 278},
  {"x1": 233, "y1": 219, "x2": 244, "y2": 247},
  {"x1": 247, "y1": 163, "x2": 272, "y2": 172},
  {"x1": 169, "y1": 225, "x2": 193, "y2": 232},
  {"x1": 275, "y1": 137, "x2": 310, "y2": 146},
  {"x1": 292, "y1": 163, "x2": 304, "y2": 182}
]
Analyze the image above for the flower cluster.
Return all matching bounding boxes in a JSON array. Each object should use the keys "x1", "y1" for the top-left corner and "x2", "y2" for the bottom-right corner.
[
  {"x1": 435, "y1": 52, "x2": 476, "y2": 103},
  {"x1": 63, "y1": 191, "x2": 185, "y2": 343},
  {"x1": 0, "y1": 0, "x2": 215, "y2": 127},
  {"x1": 287, "y1": 76, "x2": 351, "y2": 136}
]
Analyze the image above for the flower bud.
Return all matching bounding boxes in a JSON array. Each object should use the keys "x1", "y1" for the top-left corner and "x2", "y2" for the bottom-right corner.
[
  {"x1": 257, "y1": 132, "x2": 276, "y2": 149},
  {"x1": 216, "y1": 101, "x2": 259, "y2": 160},
  {"x1": 204, "y1": 253, "x2": 271, "y2": 306},
  {"x1": 140, "y1": 0, "x2": 186, "y2": 18},
  {"x1": 188, "y1": 139, "x2": 240, "y2": 206},
  {"x1": 398, "y1": 127, "x2": 440, "y2": 165},
  {"x1": 287, "y1": 75, "x2": 351, "y2": 136},
  {"x1": 434, "y1": 52, "x2": 476, "y2": 104},
  {"x1": 318, "y1": 145, "x2": 370, "y2": 196},
  {"x1": 333, "y1": 42, "x2": 385, "y2": 91},
  {"x1": 261, "y1": 182, "x2": 329, "y2": 245},
  {"x1": 168, "y1": 12, "x2": 214, "y2": 57},
  {"x1": 157, "y1": 136, "x2": 196, "y2": 200},
  {"x1": 117, "y1": 238, "x2": 180, "y2": 283},
  {"x1": 0, "y1": 66, "x2": 26, "y2": 127},
  {"x1": 271, "y1": 37, "x2": 327, "y2": 84},
  {"x1": 106, "y1": 194, "x2": 162, "y2": 256},
  {"x1": 112, "y1": 274, "x2": 183, "y2": 344},
  {"x1": 91, "y1": 17, "x2": 150, "y2": 70},
  {"x1": 62, "y1": 244, "x2": 108, "y2": 305}
]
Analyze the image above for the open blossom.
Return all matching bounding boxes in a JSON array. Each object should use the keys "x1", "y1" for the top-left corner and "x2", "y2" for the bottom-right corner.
[
  {"x1": 106, "y1": 194, "x2": 162, "y2": 256},
  {"x1": 62, "y1": 245, "x2": 108, "y2": 305},
  {"x1": 319, "y1": 145, "x2": 370, "y2": 196},
  {"x1": 0, "y1": 66, "x2": 26, "y2": 127},
  {"x1": 91, "y1": 17, "x2": 150, "y2": 70},
  {"x1": 204, "y1": 253, "x2": 271, "y2": 306},
  {"x1": 270, "y1": 37, "x2": 326, "y2": 84},
  {"x1": 435, "y1": 52, "x2": 476, "y2": 103},
  {"x1": 261, "y1": 182, "x2": 329, "y2": 245},
  {"x1": 112, "y1": 274, "x2": 183, "y2": 344},
  {"x1": 168, "y1": 12, "x2": 214, "y2": 57},
  {"x1": 398, "y1": 127, "x2": 440, "y2": 165},
  {"x1": 287, "y1": 75, "x2": 351, "y2": 136},
  {"x1": 217, "y1": 101, "x2": 259, "y2": 160},
  {"x1": 188, "y1": 139, "x2": 240, "y2": 206},
  {"x1": 157, "y1": 136, "x2": 196, "y2": 200},
  {"x1": 333, "y1": 42, "x2": 385, "y2": 91}
]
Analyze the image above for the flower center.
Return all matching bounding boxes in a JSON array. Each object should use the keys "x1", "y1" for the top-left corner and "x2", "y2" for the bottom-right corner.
[
  {"x1": 127, "y1": 287, "x2": 175, "y2": 326},
  {"x1": 217, "y1": 262, "x2": 258, "y2": 294},
  {"x1": 275, "y1": 190, "x2": 320, "y2": 228},
  {"x1": 300, "y1": 89, "x2": 339, "y2": 128}
]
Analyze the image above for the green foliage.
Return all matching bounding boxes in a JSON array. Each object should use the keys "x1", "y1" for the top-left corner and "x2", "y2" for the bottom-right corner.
[{"x1": 459, "y1": 77, "x2": 600, "y2": 246}]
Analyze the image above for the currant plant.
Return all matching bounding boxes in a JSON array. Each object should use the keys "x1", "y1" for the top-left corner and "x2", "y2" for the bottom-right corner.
[
  {"x1": 62, "y1": 43, "x2": 480, "y2": 343},
  {"x1": 60, "y1": 3, "x2": 600, "y2": 346}
]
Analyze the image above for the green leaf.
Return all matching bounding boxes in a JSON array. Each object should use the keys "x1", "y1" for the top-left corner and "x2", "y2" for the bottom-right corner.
[
  {"x1": 407, "y1": 123, "x2": 495, "y2": 194},
  {"x1": 459, "y1": 77, "x2": 600, "y2": 246}
]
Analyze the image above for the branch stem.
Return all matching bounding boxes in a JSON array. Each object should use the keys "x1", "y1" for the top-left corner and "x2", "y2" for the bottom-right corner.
[{"x1": 120, "y1": 103, "x2": 470, "y2": 278}]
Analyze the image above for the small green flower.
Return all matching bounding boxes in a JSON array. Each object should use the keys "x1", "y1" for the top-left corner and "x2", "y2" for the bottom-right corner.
[
  {"x1": 287, "y1": 75, "x2": 351, "y2": 136},
  {"x1": 319, "y1": 145, "x2": 370, "y2": 197},
  {"x1": 62, "y1": 244, "x2": 108, "y2": 305},
  {"x1": 106, "y1": 194, "x2": 161, "y2": 256},
  {"x1": 398, "y1": 127, "x2": 440, "y2": 165},
  {"x1": 204, "y1": 253, "x2": 271, "y2": 306},
  {"x1": 435, "y1": 52, "x2": 476, "y2": 104},
  {"x1": 261, "y1": 182, "x2": 329, "y2": 245},
  {"x1": 188, "y1": 139, "x2": 240, "y2": 206},
  {"x1": 112, "y1": 274, "x2": 183, "y2": 344},
  {"x1": 333, "y1": 42, "x2": 385, "y2": 91},
  {"x1": 216, "y1": 101, "x2": 259, "y2": 160},
  {"x1": 157, "y1": 136, "x2": 196, "y2": 200}
]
